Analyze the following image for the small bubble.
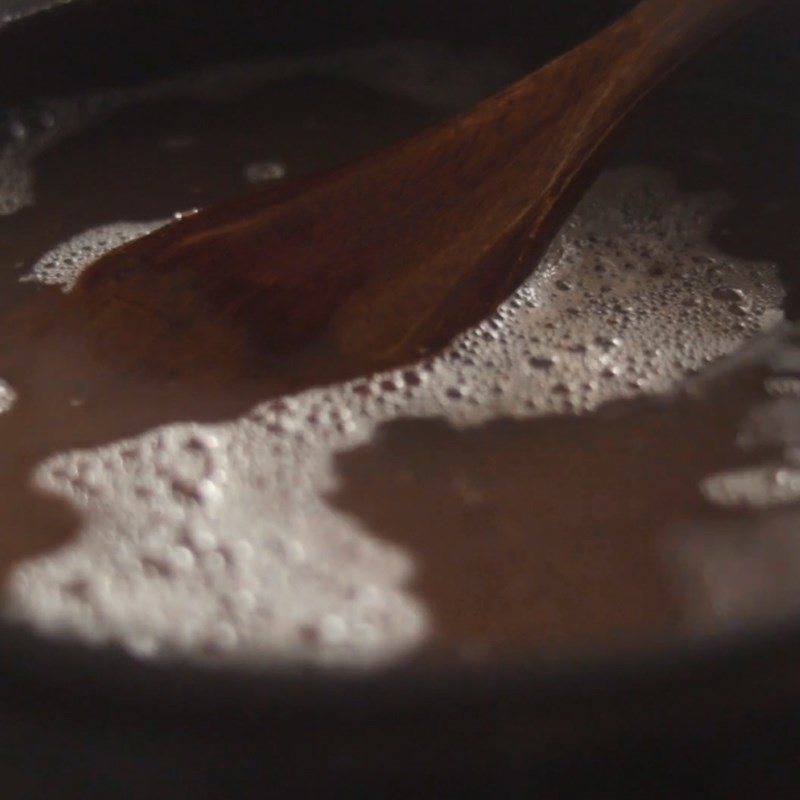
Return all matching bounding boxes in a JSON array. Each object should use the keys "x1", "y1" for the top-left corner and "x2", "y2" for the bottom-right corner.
[
  {"x1": 594, "y1": 336, "x2": 621, "y2": 351},
  {"x1": 185, "y1": 432, "x2": 219, "y2": 451},
  {"x1": 379, "y1": 377, "x2": 402, "y2": 392},
  {"x1": 711, "y1": 286, "x2": 745, "y2": 302},
  {"x1": 402, "y1": 369, "x2": 424, "y2": 387},
  {"x1": 231, "y1": 589, "x2": 257, "y2": 613},
  {"x1": 203, "y1": 551, "x2": 228, "y2": 573},
  {"x1": 244, "y1": 161, "x2": 286, "y2": 184},
  {"x1": 170, "y1": 546, "x2": 196, "y2": 571},
  {"x1": 141, "y1": 556, "x2": 172, "y2": 578},
  {"x1": 0, "y1": 380, "x2": 17, "y2": 414},
  {"x1": 528, "y1": 355, "x2": 555, "y2": 370},
  {"x1": 62, "y1": 578, "x2": 90, "y2": 601},
  {"x1": 320, "y1": 614, "x2": 347, "y2": 644},
  {"x1": 186, "y1": 526, "x2": 217, "y2": 551},
  {"x1": 171, "y1": 477, "x2": 220, "y2": 504},
  {"x1": 281, "y1": 539, "x2": 306, "y2": 564},
  {"x1": 352, "y1": 381, "x2": 374, "y2": 397}
]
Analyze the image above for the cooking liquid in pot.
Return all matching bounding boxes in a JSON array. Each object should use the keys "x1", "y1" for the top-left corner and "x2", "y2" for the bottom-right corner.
[{"x1": 0, "y1": 45, "x2": 798, "y2": 666}]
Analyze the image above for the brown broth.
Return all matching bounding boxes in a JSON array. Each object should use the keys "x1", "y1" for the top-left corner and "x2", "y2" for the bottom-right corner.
[{"x1": 0, "y1": 51, "x2": 798, "y2": 665}]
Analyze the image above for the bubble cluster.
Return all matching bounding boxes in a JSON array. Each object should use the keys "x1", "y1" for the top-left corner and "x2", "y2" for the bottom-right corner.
[
  {"x1": 25, "y1": 424, "x2": 423, "y2": 665},
  {"x1": 702, "y1": 464, "x2": 800, "y2": 509},
  {"x1": 25, "y1": 220, "x2": 166, "y2": 290}
]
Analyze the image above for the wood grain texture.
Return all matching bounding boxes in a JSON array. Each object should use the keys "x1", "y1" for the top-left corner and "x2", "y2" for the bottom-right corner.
[{"x1": 74, "y1": 0, "x2": 769, "y2": 388}]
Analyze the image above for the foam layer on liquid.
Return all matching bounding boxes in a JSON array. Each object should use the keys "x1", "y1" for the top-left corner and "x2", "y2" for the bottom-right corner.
[{"x1": 0, "y1": 45, "x2": 793, "y2": 666}]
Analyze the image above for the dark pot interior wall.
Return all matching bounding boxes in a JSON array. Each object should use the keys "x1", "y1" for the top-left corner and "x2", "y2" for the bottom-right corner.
[
  {"x1": 0, "y1": 0, "x2": 797, "y2": 105},
  {"x1": 0, "y1": 0, "x2": 629, "y2": 101}
]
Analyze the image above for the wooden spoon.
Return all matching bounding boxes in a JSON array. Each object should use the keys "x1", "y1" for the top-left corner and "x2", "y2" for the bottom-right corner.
[{"x1": 73, "y1": 0, "x2": 767, "y2": 388}]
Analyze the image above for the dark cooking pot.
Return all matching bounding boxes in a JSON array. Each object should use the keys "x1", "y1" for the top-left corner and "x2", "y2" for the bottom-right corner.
[{"x1": 1, "y1": 1, "x2": 800, "y2": 796}]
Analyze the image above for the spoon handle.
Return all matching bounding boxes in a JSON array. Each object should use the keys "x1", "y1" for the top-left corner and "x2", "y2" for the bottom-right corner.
[
  {"x1": 618, "y1": 0, "x2": 768, "y2": 53},
  {"x1": 561, "y1": 0, "x2": 770, "y2": 99},
  {"x1": 496, "y1": 0, "x2": 770, "y2": 158}
]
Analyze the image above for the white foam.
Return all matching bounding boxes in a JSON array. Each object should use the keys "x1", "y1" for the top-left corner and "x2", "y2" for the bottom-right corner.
[
  {"x1": 0, "y1": 379, "x2": 17, "y2": 413},
  {"x1": 24, "y1": 220, "x2": 166, "y2": 290}
]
